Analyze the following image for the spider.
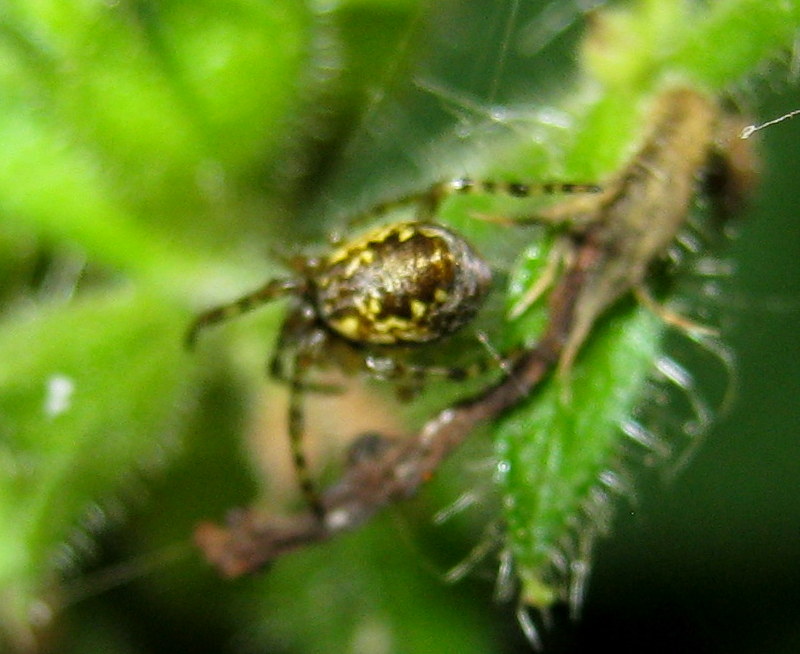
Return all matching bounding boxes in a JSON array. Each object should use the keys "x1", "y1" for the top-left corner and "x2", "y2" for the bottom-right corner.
[{"x1": 187, "y1": 178, "x2": 599, "y2": 517}]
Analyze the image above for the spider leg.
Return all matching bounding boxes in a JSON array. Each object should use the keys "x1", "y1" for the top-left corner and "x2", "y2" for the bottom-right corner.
[
  {"x1": 367, "y1": 346, "x2": 512, "y2": 388},
  {"x1": 262, "y1": 308, "x2": 331, "y2": 518},
  {"x1": 363, "y1": 354, "x2": 488, "y2": 383},
  {"x1": 270, "y1": 365, "x2": 344, "y2": 395},
  {"x1": 363, "y1": 344, "x2": 523, "y2": 401},
  {"x1": 286, "y1": 336, "x2": 328, "y2": 520},
  {"x1": 268, "y1": 308, "x2": 344, "y2": 394},
  {"x1": 439, "y1": 178, "x2": 601, "y2": 201},
  {"x1": 185, "y1": 277, "x2": 305, "y2": 348},
  {"x1": 341, "y1": 179, "x2": 602, "y2": 234}
]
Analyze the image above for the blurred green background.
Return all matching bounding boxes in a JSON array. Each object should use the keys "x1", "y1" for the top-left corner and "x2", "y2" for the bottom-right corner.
[{"x1": 0, "y1": 0, "x2": 798, "y2": 652}]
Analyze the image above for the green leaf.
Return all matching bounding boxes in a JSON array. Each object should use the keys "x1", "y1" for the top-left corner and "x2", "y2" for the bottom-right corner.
[
  {"x1": 496, "y1": 307, "x2": 663, "y2": 606},
  {"x1": 255, "y1": 517, "x2": 503, "y2": 654},
  {"x1": 0, "y1": 0, "x2": 315, "y2": 283},
  {"x1": 0, "y1": 290, "x2": 191, "y2": 642},
  {"x1": 491, "y1": 0, "x2": 800, "y2": 614},
  {"x1": 584, "y1": 0, "x2": 800, "y2": 90}
]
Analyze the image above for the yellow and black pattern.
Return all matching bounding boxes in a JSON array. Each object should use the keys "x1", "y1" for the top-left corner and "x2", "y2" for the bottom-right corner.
[{"x1": 314, "y1": 221, "x2": 492, "y2": 345}]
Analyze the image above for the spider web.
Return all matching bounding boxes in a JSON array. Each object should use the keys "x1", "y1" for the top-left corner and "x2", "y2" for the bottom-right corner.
[{"x1": 308, "y1": 0, "x2": 608, "y2": 233}]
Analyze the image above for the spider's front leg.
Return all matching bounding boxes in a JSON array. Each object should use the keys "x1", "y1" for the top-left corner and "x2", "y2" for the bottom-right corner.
[
  {"x1": 272, "y1": 320, "x2": 334, "y2": 521},
  {"x1": 185, "y1": 277, "x2": 306, "y2": 348},
  {"x1": 187, "y1": 275, "x2": 331, "y2": 519},
  {"x1": 268, "y1": 305, "x2": 345, "y2": 395},
  {"x1": 342, "y1": 178, "x2": 602, "y2": 233}
]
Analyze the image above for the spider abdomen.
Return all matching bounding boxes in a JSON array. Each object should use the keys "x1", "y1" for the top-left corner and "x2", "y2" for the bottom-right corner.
[{"x1": 314, "y1": 222, "x2": 492, "y2": 345}]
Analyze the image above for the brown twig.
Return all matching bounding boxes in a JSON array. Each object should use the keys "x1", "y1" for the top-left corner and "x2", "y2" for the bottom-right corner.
[{"x1": 194, "y1": 232, "x2": 598, "y2": 577}]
